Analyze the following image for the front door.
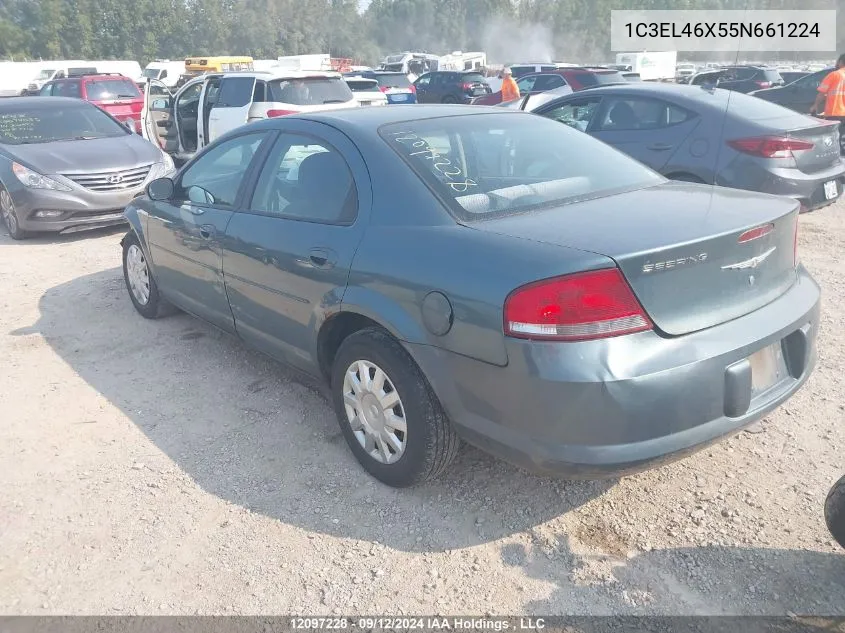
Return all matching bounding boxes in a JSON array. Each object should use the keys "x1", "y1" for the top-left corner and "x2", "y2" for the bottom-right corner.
[
  {"x1": 413, "y1": 73, "x2": 433, "y2": 103},
  {"x1": 141, "y1": 78, "x2": 180, "y2": 155},
  {"x1": 207, "y1": 75, "x2": 256, "y2": 144},
  {"x1": 145, "y1": 130, "x2": 273, "y2": 332},
  {"x1": 222, "y1": 120, "x2": 370, "y2": 375}
]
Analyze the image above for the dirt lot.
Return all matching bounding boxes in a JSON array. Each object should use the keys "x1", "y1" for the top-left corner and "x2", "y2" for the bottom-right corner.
[{"x1": 0, "y1": 203, "x2": 843, "y2": 616}]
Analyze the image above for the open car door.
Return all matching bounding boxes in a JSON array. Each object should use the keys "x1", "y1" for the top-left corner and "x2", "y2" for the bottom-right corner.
[
  {"x1": 141, "y1": 78, "x2": 180, "y2": 156},
  {"x1": 207, "y1": 76, "x2": 256, "y2": 144}
]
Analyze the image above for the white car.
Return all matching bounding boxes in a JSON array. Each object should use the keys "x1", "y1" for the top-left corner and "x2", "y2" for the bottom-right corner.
[
  {"x1": 141, "y1": 70, "x2": 358, "y2": 163},
  {"x1": 344, "y1": 77, "x2": 388, "y2": 107}
]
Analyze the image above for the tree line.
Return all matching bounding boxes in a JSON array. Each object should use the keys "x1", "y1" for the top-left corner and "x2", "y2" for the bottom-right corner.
[{"x1": 1, "y1": 0, "x2": 842, "y2": 66}]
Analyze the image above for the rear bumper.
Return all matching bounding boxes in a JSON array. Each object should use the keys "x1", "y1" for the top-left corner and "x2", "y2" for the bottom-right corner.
[
  {"x1": 719, "y1": 159, "x2": 845, "y2": 211},
  {"x1": 407, "y1": 266, "x2": 820, "y2": 477}
]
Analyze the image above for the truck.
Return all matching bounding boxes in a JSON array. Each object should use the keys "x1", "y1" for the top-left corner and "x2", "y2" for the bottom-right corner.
[
  {"x1": 143, "y1": 60, "x2": 186, "y2": 88},
  {"x1": 437, "y1": 51, "x2": 487, "y2": 72},
  {"x1": 378, "y1": 52, "x2": 441, "y2": 81},
  {"x1": 615, "y1": 51, "x2": 677, "y2": 81}
]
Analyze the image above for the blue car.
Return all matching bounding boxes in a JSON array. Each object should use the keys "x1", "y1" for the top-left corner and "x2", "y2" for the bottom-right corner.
[{"x1": 344, "y1": 71, "x2": 417, "y2": 104}]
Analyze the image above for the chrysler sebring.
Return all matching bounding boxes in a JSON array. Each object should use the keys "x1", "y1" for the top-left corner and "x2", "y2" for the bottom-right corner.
[{"x1": 120, "y1": 105, "x2": 819, "y2": 487}]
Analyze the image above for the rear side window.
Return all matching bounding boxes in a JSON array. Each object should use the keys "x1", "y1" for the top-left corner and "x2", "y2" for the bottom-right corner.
[
  {"x1": 462, "y1": 73, "x2": 486, "y2": 84},
  {"x1": 217, "y1": 77, "x2": 255, "y2": 107},
  {"x1": 84, "y1": 79, "x2": 140, "y2": 100},
  {"x1": 267, "y1": 77, "x2": 352, "y2": 105},
  {"x1": 379, "y1": 113, "x2": 662, "y2": 221},
  {"x1": 533, "y1": 75, "x2": 566, "y2": 91},
  {"x1": 595, "y1": 97, "x2": 693, "y2": 131}
]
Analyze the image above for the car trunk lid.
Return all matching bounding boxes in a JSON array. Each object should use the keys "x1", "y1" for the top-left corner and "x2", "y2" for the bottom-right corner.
[
  {"x1": 784, "y1": 120, "x2": 841, "y2": 172},
  {"x1": 468, "y1": 182, "x2": 799, "y2": 336}
]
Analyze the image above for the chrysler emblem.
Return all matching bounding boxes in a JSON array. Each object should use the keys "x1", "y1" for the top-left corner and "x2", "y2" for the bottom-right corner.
[
  {"x1": 107, "y1": 174, "x2": 124, "y2": 184},
  {"x1": 721, "y1": 246, "x2": 776, "y2": 270}
]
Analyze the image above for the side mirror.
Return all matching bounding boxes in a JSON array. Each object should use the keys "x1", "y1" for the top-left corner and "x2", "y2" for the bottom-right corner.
[{"x1": 147, "y1": 177, "x2": 174, "y2": 201}]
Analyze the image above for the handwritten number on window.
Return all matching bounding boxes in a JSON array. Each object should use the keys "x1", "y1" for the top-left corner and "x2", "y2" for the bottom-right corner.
[{"x1": 389, "y1": 131, "x2": 478, "y2": 193}]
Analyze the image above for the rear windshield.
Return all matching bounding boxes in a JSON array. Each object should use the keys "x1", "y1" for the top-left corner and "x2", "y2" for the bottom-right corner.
[
  {"x1": 85, "y1": 79, "x2": 141, "y2": 100},
  {"x1": 509, "y1": 66, "x2": 535, "y2": 78},
  {"x1": 379, "y1": 113, "x2": 662, "y2": 221},
  {"x1": 578, "y1": 71, "x2": 626, "y2": 87},
  {"x1": 0, "y1": 104, "x2": 128, "y2": 145},
  {"x1": 462, "y1": 73, "x2": 486, "y2": 84},
  {"x1": 346, "y1": 80, "x2": 380, "y2": 92},
  {"x1": 374, "y1": 73, "x2": 411, "y2": 88},
  {"x1": 267, "y1": 77, "x2": 352, "y2": 105}
]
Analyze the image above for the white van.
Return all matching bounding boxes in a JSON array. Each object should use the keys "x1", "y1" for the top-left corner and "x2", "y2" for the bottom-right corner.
[
  {"x1": 24, "y1": 60, "x2": 95, "y2": 94},
  {"x1": 95, "y1": 60, "x2": 143, "y2": 83},
  {"x1": 142, "y1": 70, "x2": 358, "y2": 163},
  {"x1": 0, "y1": 61, "x2": 46, "y2": 96},
  {"x1": 143, "y1": 60, "x2": 185, "y2": 88}
]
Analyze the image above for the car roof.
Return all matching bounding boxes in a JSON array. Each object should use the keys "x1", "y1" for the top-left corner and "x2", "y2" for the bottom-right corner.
[
  {"x1": 0, "y1": 96, "x2": 91, "y2": 110},
  {"x1": 49, "y1": 73, "x2": 132, "y2": 82},
  {"x1": 196, "y1": 70, "x2": 341, "y2": 80},
  {"x1": 541, "y1": 82, "x2": 757, "y2": 106}
]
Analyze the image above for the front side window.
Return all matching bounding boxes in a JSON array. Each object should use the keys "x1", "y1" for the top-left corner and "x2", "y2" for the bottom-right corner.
[
  {"x1": 540, "y1": 98, "x2": 601, "y2": 131},
  {"x1": 176, "y1": 82, "x2": 203, "y2": 117},
  {"x1": 54, "y1": 81, "x2": 82, "y2": 98},
  {"x1": 415, "y1": 74, "x2": 431, "y2": 87},
  {"x1": 533, "y1": 74, "x2": 566, "y2": 91},
  {"x1": 516, "y1": 76, "x2": 538, "y2": 92},
  {"x1": 177, "y1": 132, "x2": 267, "y2": 207},
  {"x1": 250, "y1": 134, "x2": 357, "y2": 224},
  {"x1": 380, "y1": 113, "x2": 662, "y2": 221}
]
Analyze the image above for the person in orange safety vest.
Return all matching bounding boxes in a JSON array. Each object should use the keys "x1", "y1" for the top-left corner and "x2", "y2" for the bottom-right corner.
[
  {"x1": 500, "y1": 67, "x2": 521, "y2": 103},
  {"x1": 810, "y1": 54, "x2": 845, "y2": 119}
]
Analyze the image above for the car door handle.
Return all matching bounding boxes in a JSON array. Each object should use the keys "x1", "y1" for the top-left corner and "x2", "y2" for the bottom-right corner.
[
  {"x1": 648, "y1": 143, "x2": 674, "y2": 151},
  {"x1": 199, "y1": 224, "x2": 216, "y2": 239},
  {"x1": 308, "y1": 248, "x2": 336, "y2": 269}
]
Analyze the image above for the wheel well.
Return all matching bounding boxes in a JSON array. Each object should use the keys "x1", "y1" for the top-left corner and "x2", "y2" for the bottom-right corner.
[{"x1": 317, "y1": 312, "x2": 384, "y2": 382}]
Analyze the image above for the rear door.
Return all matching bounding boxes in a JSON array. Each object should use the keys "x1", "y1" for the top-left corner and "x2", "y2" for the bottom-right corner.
[
  {"x1": 589, "y1": 95, "x2": 700, "y2": 171},
  {"x1": 208, "y1": 75, "x2": 256, "y2": 142}
]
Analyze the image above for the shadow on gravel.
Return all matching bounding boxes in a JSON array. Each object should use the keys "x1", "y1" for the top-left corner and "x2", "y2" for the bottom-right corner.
[
  {"x1": 499, "y1": 536, "x2": 845, "y2": 615},
  {"x1": 26, "y1": 268, "x2": 617, "y2": 553}
]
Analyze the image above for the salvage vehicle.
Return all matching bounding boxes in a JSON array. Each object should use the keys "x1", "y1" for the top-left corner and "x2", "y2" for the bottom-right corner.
[
  {"x1": 826, "y1": 475, "x2": 845, "y2": 549},
  {"x1": 523, "y1": 83, "x2": 845, "y2": 211},
  {"x1": 0, "y1": 97, "x2": 173, "y2": 239},
  {"x1": 40, "y1": 73, "x2": 145, "y2": 133},
  {"x1": 121, "y1": 105, "x2": 818, "y2": 487},
  {"x1": 141, "y1": 70, "x2": 356, "y2": 164}
]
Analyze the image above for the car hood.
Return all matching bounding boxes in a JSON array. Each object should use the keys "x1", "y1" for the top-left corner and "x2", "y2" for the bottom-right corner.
[{"x1": 6, "y1": 134, "x2": 162, "y2": 175}]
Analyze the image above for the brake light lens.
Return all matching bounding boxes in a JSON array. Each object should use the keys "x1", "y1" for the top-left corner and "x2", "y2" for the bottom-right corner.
[
  {"x1": 738, "y1": 223, "x2": 774, "y2": 243},
  {"x1": 727, "y1": 136, "x2": 814, "y2": 158},
  {"x1": 408, "y1": 84, "x2": 416, "y2": 94},
  {"x1": 504, "y1": 269, "x2": 652, "y2": 341},
  {"x1": 755, "y1": 80, "x2": 772, "y2": 88},
  {"x1": 379, "y1": 86, "x2": 389, "y2": 93},
  {"x1": 266, "y1": 109, "x2": 296, "y2": 118},
  {"x1": 461, "y1": 82, "x2": 473, "y2": 90}
]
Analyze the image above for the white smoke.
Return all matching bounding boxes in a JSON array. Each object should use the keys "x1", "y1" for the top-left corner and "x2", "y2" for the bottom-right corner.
[{"x1": 480, "y1": 16, "x2": 556, "y2": 65}]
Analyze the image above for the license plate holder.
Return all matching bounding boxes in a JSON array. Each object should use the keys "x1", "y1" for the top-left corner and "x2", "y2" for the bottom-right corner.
[
  {"x1": 748, "y1": 342, "x2": 788, "y2": 397},
  {"x1": 824, "y1": 180, "x2": 838, "y2": 200}
]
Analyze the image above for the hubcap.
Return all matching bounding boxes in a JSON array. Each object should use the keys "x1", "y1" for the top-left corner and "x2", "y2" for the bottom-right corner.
[
  {"x1": 342, "y1": 360, "x2": 407, "y2": 464},
  {"x1": 0, "y1": 190, "x2": 16, "y2": 233},
  {"x1": 125, "y1": 244, "x2": 151, "y2": 306}
]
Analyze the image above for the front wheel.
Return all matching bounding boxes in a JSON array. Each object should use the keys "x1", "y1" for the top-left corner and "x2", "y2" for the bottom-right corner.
[
  {"x1": 122, "y1": 232, "x2": 174, "y2": 319},
  {"x1": 825, "y1": 474, "x2": 845, "y2": 549},
  {"x1": 0, "y1": 185, "x2": 27, "y2": 240},
  {"x1": 331, "y1": 327, "x2": 461, "y2": 487}
]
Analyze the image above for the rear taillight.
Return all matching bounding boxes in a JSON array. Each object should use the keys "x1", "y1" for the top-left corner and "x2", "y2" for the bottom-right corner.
[
  {"x1": 409, "y1": 84, "x2": 416, "y2": 94},
  {"x1": 755, "y1": 80, "x2": 772, "y2": 88},
  {"x1": 727, "y1": 136, "x2": 814, "y2": 159},
  {"x1": 266, "y1": 109, "x2": 296, "y2": 118},
  {"x1": 379, "y1": 86, "x2": 389, "y2": 93},
  {"x1": 504, "y1": 269, "x2": 652, "y2": 341},
  {"x1": 461, "y1": 82, "x2": 473, "y2": 90}
]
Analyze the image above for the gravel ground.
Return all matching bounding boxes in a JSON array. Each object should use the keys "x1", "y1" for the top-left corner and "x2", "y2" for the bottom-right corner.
[{"x1": 0, "y1": 202, "x2": 843, "y2": 616}]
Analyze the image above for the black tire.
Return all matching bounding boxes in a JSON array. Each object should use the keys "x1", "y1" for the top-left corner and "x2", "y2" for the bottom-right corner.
[
  {"x1": 0, "y1": 183, "x2": 27, "y2": 240},
  {"x1": 331, "y1": 327, "x2": 461, "y2": 487},
  {"x1": 441, "y1": 95, "x2": 459, "y2": 104},
  {"x1": 824, "y1": 474, "x2": 845, "y2": 549},
  {"x1": 122, "y1": 232, "x2": 174, "y2": 319}
]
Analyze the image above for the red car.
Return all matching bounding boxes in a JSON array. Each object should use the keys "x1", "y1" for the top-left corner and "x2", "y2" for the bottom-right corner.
[
  {"x1": 39, "y1": 74, "x2": 144, "y2": 133},
  {"x1": 473, "y1": 67, "x2": 626, "y2": 105}
]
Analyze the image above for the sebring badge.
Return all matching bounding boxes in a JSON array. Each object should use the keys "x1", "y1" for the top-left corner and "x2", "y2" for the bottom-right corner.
[
  {"x1": 642, "y1": 253, "x2": 708, "y2": 274},
  {"x1": 721, "y1": 246, "x2": 776, "y2": 270}
]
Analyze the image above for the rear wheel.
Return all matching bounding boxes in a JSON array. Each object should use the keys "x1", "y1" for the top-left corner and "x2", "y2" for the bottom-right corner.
[
  {"x1": 0, "y1": 184, "x2": 27, "y2": 240},
  {"x1": 441, "y1": 95, "x2": 459, "y2": 104},
  {"x1": 825, "y1": 474, "x2": 845, "y2": 549},
  {"x1": 122, "y1": 232, "x2": 174, "y2": 319},
  {"x1": 331, "y1": 327, "x2": 460, "y2": 487}
]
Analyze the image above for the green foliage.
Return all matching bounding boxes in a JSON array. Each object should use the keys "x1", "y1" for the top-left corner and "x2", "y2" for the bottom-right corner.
[{"x1": 0, "y1": 0, "x2": 841, "y2": 66}]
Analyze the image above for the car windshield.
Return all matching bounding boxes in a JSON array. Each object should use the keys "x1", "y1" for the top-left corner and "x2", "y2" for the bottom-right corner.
[
  {"x1": 267, "y1": 77, "x2": 352, "y2": 105},
  {"x1": 0, "y1": 104, "x2": 128, "y2": 145},
  {"x1": 36, "y1": 69, "x2": 56, "y2": 80},
  {"x1": 85, "y1": 79, "x2": 141, "y2": 100},
  {"x1": 143, "y1": 68, "x2": 162, "y2": 79},
  {"x1": 346, "y1": 79, "x2": 380, "y2": 92},
  {"x1": 380, "y1": 113, "x2": 662, "y2": 221},
  {"x1": 375, "y1": 73, "x2": 411, "y2": 88}
]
